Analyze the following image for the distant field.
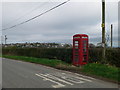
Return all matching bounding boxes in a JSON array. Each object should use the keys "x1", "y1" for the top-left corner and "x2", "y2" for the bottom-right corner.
[{"x1": 3, "y1": 55, "x2": 120, "y2": 83}]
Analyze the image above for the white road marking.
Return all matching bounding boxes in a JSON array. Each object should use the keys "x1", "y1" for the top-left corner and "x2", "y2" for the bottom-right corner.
[
  {"x1": 40, "y1": 74, "x2": 73, "y2": 85},
  {"x1": 61, "y1": 76, "x2": 84, "y2": 84},
  {"x1": 52, "y1": 73, "x2": 84, "y2": 84},
  {"x1": 74, "y1": 73, "x2": 96, "y2": 80},
  {"x1": 35, "y1": 74, "x2": 65, "y2": 88},
  {"x1": 55, "y1": 72, "x2": 92, "y2": 82},
  {"x1": 36, "y1": 72, "x2": 93, "y2": 88},
  {"x1": 62, "y1": 70, "x2": 96, "y2": 80},
  {"x1": 74, "y1": 76, "x2": 92, "y2": 82},
  {"x1": 36, "y1": 64, "x2": 95, "y2": 80}
]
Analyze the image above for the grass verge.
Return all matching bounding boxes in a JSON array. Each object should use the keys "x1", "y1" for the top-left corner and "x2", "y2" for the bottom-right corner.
[
  {"x1": 82, "y1": 63, "x2": 120, "y2": 83},
  {"x1": 3, "y1": 55, "x2": 120, "y2": 83},
  {"x1": 3, "y1": 55, "x2": 70, "y2": 67}
]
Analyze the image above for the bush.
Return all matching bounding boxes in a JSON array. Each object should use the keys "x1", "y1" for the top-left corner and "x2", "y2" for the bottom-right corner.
[
  {"x1": 106, "y1": 48, "x2": 120, "y2": 67},
  {"x1": 2, "y1": 47, "x2": 72, "y2": 63},
  {"x1": 2, "y1": 47, "x2": 120, "y2": 67},
  {"x1": 88, "y1": 48, "x2": 102, "y2": 63}
]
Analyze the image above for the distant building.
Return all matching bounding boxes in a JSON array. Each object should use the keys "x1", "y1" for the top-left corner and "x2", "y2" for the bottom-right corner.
[{"x1": 2, "y1": 42, "x2": 72, "y2": 48}]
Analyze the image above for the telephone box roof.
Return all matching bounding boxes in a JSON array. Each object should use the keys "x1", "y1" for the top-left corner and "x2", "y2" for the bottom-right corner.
[{"x1": 73, "y1": 34, "x2": 88, "y2": 37}]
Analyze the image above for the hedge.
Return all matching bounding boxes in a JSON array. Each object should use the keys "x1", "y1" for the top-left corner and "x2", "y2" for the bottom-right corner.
[
  {"x1": 2, "y1": 47, "x2": 72, "y2": 63},
  {"x1": 2, "y1": 47, "x2": 120, "y2": 67}
]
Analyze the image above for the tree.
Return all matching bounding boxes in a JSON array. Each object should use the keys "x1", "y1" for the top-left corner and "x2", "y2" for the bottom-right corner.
[{"x1": 89, "y1": 43, "x2": 96, "y2": 48}]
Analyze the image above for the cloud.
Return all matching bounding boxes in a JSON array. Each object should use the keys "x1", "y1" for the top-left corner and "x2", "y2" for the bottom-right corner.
[{"x1": 2, "y1": 1, "x2": 118, "y2": 47}]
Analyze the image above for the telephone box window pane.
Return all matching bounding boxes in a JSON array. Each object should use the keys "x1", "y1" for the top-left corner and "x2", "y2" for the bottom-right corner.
[
  {"x1": 83, "y1": 56, "x2": 86, "y2": 59},
  {"x1": 83, "y1": 52, "x2": 86, "y2": 54},
  {"x1": 75, "y1": 41, "x2": 78, "y2": 43},
  {"x1": 83, "y1": 40, "x2": 87, "y2": 48},
  {"x1": 75, "y1": 47, "x2": 78, "y2": 49},
  {"x1": 75, "y1": 43, "x2": 78, "y2": 46},
  {"x1": 75, "y1": 52, "x2": 78, "y2": 54},
  {"x1": 75, "y1": 49, "x2": 78, "y2": 52},
  {"x1": 74, "y1": 37, "x2": 80, "y2": 39},
  {"x1": 83, "y1": 49, "x2": 86, "y2": 52},
  {"x1": 75, "y1": 55, "x2": 79, "y2": 57},
  {"x1": 82, "y1": 37, "x2": 87, "y2": 39},
  {"x1": 83, "y1": 40, "x2": 87, "y2": 43},
  {"x1": 84, "y1": 44, "x2": 87, "y2": 46},
  {"x1": 83, "y1": 55, "x2": 87, "y2": 62},
  {"x1": 75, "y1": 57, "x2": 78, "y2": 62}
]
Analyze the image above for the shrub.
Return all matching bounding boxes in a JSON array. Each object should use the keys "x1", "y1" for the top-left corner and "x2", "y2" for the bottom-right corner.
[
  {"x1": 2, "y1": 47, "x2": 120, "y2": 67},
  {"x1": 2, "y1": 47, "x2": 72, "y2": 63},
  {"x1": 106, "y1": 48, "x2": 120, "y2": 67}
]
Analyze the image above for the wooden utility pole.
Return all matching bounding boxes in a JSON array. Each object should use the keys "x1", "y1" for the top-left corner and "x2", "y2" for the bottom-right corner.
[
  {"x1": 111, "y1": 24, "x2": 113, "y2": 48},
  {"x1": 101, "y1": 0, "x2": 106, "y2": 63},
  {"x1": 5, "y1": 35, "x2": 7, "y2": 45}
]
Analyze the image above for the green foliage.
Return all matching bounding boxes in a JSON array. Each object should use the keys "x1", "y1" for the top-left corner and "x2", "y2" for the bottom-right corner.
[
  {"x1": 2, "y1": 47, "x2": 72, "y2": 63},
  {"x1": 2, "y1": 47, "x2": 120, "y2": 67},
  {"x1": 88, "y1": 48, "x2": 102, "y2": 63},
  {"x1": 106, "y1": 48, "x2": 120, "y2": 67},
  {"x1": 82, "y1": 63, "x2": 120, "y2": 82},
  {"x1": 3, "y1": 55, "x2": 68, "y2": 67},
  {"x1": 89, "y1": 48, "x2": 120, "y2": 67}
]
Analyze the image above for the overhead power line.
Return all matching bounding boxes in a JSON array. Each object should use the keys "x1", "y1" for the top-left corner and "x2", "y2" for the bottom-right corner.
[
  {"x1": 3, "y1": 0, "x2": 50, "y2": 27},
  {"x1": 2, "y1": 0, "x2": 70, "y2": 31}
]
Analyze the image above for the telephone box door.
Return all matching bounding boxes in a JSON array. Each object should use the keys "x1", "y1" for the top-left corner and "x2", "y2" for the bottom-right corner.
[{"x1": 73, "y1": 40, "x2": 80, "y2": 65}]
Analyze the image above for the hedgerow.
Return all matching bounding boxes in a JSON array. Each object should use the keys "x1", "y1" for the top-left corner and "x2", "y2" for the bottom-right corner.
[{"x1": 2, "y1": 47, "x2": 120, "y2": 67}]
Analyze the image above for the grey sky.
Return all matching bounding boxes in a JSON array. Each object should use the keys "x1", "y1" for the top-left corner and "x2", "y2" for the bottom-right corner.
[{"x1": 1, "y1": 0, "x2": 119, "y2": 47}]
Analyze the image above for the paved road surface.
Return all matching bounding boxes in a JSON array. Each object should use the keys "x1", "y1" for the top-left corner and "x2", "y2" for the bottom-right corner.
[{"x1": 2, "y1": 58, "x2": 119, "y2": 88}]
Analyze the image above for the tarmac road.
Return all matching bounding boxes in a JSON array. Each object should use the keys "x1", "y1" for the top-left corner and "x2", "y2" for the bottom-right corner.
[{"x1": 2, "y1": 58, "x2": 119, "y2": 88}]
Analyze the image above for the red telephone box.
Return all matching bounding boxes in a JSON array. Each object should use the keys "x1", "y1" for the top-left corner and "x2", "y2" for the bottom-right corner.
[{"x1": 72, "y1": 34, "x2": 88, "y2": 66}]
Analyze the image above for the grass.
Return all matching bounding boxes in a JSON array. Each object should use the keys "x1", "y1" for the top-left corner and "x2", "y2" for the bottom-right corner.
[
  {"x1": 3, "y1": 55, "x2": 69, "y2": 67},
  {"x1": 3, "y1": 55, "x2": 120, "y2": 83},
  {"x1": 82, "y1": 63, "x2": 120, "y2": 82}
]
